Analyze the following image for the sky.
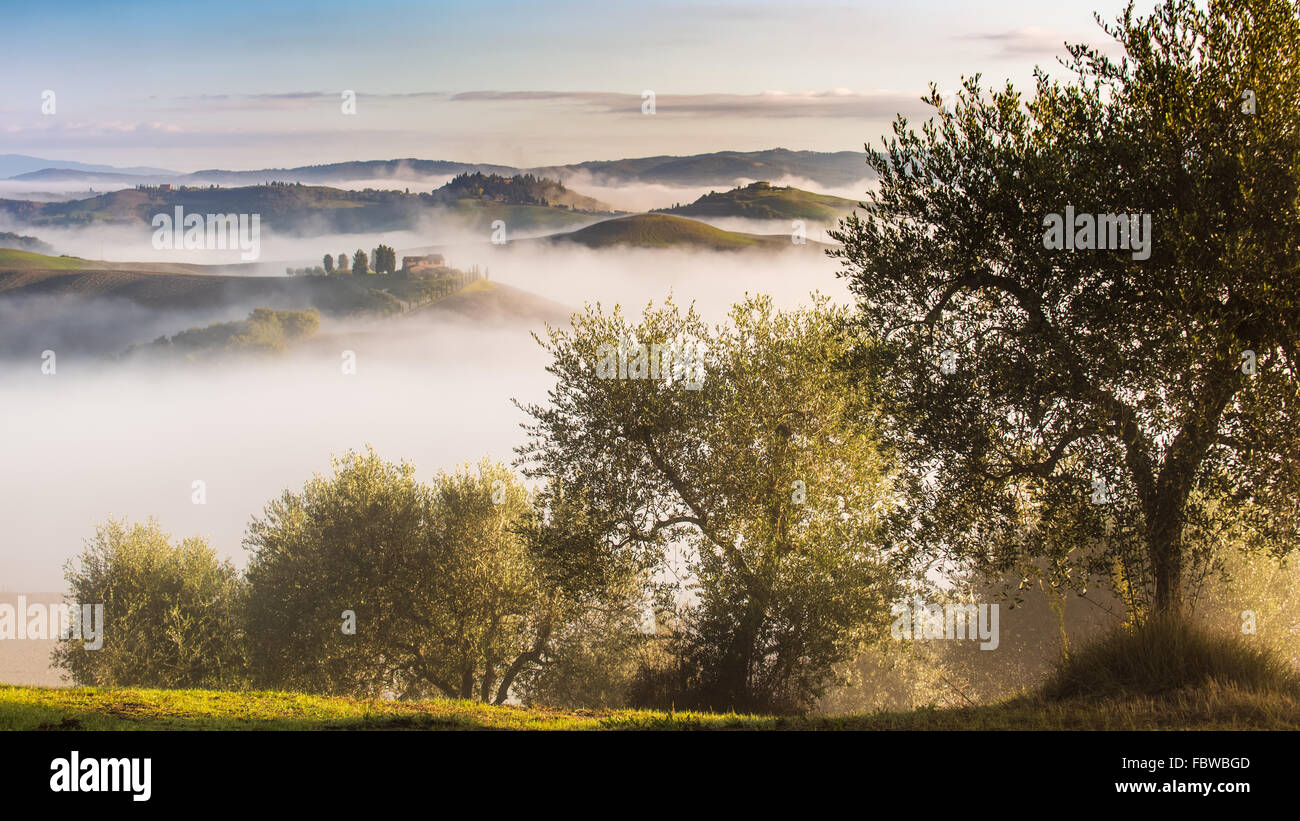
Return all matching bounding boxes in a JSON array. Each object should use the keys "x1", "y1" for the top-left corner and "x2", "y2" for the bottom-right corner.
[{"x1": 0, "y1": 0, "x2": 1146, "y2": 171}]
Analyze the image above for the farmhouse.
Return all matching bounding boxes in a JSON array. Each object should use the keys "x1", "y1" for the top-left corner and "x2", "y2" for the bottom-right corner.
[{"x1": 400, "y1": 253, "x2": 449, "y2": 279}]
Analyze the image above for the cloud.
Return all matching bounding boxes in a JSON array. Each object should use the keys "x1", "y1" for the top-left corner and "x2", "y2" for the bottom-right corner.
[
  {"x1": 3, "y1": 120, "x2": 187, "y2": 136},
  {"x1": 448, "y1": 89, "x2": 924, "y2": 119},
  {"x1": 166, "y1": 88, "x2": 921, "y2": 120},
  {"x1": 960, "y1": 27, "x2": 1082, "y2": 60}
]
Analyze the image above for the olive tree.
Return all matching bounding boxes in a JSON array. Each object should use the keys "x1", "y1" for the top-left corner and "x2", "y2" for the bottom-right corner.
[
  {"x1": 832, "y1": 0, "x2": 1300, "y2": 617},
  {"x1": 517, "y1": 294, "x2": 899, "y2": 712}
]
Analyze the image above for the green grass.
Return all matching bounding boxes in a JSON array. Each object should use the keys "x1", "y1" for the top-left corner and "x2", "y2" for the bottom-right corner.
[
  {"x1": 4, "y1": 681, "x2": 1299, "y2": 730},
  {"x1": 1044, "y1": 615, "x2": 1300, "y2": 700},
  {"x1": 0, "y1": 248, "x2": 92, "y2": 270}
]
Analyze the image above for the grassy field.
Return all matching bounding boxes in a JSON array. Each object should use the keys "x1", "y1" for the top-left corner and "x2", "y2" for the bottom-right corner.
[
  {"x1": 4, "y1": 681, "x2": 1298, "y2": 730},
  {"x1": 0, "y1": 248, "x2": 95, "y2": 270}
]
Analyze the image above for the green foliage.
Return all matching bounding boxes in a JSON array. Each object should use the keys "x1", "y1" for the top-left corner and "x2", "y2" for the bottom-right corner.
[
  {"x1": 147, "y1": 307, "x2": 320, "y2": 357},
  {"x1": 323, "y1": 253, "x2": 334, "y2": 274},
  {"x1": 831, "y1": 0, "x2": 1300, "y2": 617},
  {"x1": 243, "y1": 449, "x2": 611, "y2": 703},
  {"x1": 52, "y1": 519, "x2": 246, "y2": 689},
  {"x1": 372, "y1": 244, "x2": 397, "y2": 274},
  {"x1": 365, "y1": 288, "x2": 402, "y2": 315},
  {"x1": 432, "y1": 172, "x2": 610, "y2": 212},
  {"x1": 351, "y1": 249, "x2": 368, "y2": 276},
  {"x1": 519, "y1": 294, "x2": 898, "y2": 713},
  {"x1": 0, "y1": 231, "x2": 54, "y2": 254}
]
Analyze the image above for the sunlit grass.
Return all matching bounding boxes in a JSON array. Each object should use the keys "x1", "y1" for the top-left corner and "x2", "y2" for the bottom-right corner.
[{"x1": 4, "y1": 681, "x2": 1298, "y2": 730}]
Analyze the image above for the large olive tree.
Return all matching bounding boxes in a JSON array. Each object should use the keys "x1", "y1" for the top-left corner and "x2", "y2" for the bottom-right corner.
[{"x1": 832, "y1": 0, "x2": 1300, "y2": 617}]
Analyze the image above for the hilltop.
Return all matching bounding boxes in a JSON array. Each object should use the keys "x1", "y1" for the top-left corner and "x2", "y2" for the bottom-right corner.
[
  {"x1": 0, "y1": 250, "x2": 565, "y2": 326},
  {"x1": 429, "y1": 172, "x2": 615, "y2": 213},
  {"x1": 546, "y1": 213, "x2": 822, "y2": 251},
  {"x1": 655, "y1": 181, "x2": 860, "y2": 222}
]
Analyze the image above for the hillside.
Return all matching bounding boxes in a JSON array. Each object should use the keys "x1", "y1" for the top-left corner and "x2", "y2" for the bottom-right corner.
[
  {"x1": 0, "y1": 232, "x2": 55, "y2": 254},
  {"x1": 430, "y1": 172, "x2": 615, "y2": 213},
  {"x1": 0, "y1": 251, "x2": 568, "y2": 359},
  {"x1": 175, "y1": 158, "x2": 518, "y2": 186},
  {"x1": 0, "y1": 183, "x2": 598, "y2": 236},
  {"x1": 0, "y1": 154, "x2": 176, "y2": 178},
  {"x1": 0, "y1": 248, "x2": 261, "y2": 276},
  {"x1": 655, "y1": 181, "x2": 860, "y2": 222},
  {"x1": 402, "y1": 279, "x2": 571, "y2": 325},
  {"x1": 547, "y1": 213, "x2": 821, "y2": 251},
  {"x1": 0, "y1": 248, "x2": 92, "y2": 270}
]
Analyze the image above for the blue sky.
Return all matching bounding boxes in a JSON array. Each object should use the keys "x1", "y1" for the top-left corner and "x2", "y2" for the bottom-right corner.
[{"x1": 0, "y1": 0, "x2": 1150, "y2": 169}]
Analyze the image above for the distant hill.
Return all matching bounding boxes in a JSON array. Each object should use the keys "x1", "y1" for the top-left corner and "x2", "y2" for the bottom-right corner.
[
  {"x1": 547, "y1": 213, "x2": 820, "y2": 252},
  {"x1": 0, "y1": 154, "x2": 177, "y2": 179},
  {"x1": 175, "y1": 159, "x2": 518, "y2": 187},
  {"x1": 0, "y1": 183, "x2": 599, "y2": 236},
  {"x1": 0, "y1": 233, "x2": 54, "y2": 255},
  {"x1": 430, "y1": 172, "x2": 614, "y2": 213},
  {"x1": 403, "y1": 279, "x2": 570, "y2": 326},
  {"x1": 10, "y1": 150, "x2": 872, "y2": 192},
  {"x1": 0, "y1": 250, "x2": 566, "y2": 327},
  {"x1": 0, "y1": 248, "x2": 263, "y2": 276},
  {"x1": 531, "y1": 149, "x2": 873, "y2": 189},
  {"x1": 654, "y1": 181, "x2": 860, "y2": 222},
  {"x1": 7, "y1": 168, "x2": 164, "y2": 184}
]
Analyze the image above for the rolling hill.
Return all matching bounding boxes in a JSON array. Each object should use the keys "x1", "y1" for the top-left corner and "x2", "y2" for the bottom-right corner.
[
  {"x1": 0, "y1": 180, "x2": 604, "y2": 236},
  {"x1": 402, "y1": 279, "x2": 571, "y2": 325},
  {"x1": 655, "y1": 181, "x2": 861, "y2": 222},
  {"x1": 0, "y1": 154, "x2": 176, "y2": 179},
  {"x1": 0, "y1": 250, "x2": 570, "y2": 359},
  {"x1": 546, "y1": 213, "x2": 823, "y2": 251},
  {"x1": 429, "y1": 172, "x2": 614, "y2": 212}
]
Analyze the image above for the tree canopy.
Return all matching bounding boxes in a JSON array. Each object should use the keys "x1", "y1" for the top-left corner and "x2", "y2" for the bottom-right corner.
[
  {"x1": 832, "y1": 0, "x2": 1300, "y2": 616},
  {"x1": 518, "y1": 295, "x2": 899, "y2": 712}
]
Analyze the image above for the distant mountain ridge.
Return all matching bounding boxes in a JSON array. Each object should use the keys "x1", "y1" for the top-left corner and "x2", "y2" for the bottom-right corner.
[
  {"x1": 7, "y1": 150, "x2": 872, "y2": 192},
  {"x1": 0, "y1": 154, "x2": 177, "y2": 178},
  {"x1": 530, "y1": 149, "x2": 872, "y2": 189}
]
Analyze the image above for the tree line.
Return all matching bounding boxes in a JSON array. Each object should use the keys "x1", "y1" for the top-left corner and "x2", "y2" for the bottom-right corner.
[{"x1": 288, "y1": 245, "x2": 398, "y2": 276}]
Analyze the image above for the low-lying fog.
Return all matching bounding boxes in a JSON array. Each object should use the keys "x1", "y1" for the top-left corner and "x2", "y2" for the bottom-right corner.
[{"x1": 0, "y1": 245, "x2": 848, "y2": 590}]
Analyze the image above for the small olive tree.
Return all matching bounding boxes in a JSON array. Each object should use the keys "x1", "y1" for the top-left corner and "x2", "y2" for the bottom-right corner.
[{"x1": 54, "y1": 518, "x2": 246, "y2": 688}]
